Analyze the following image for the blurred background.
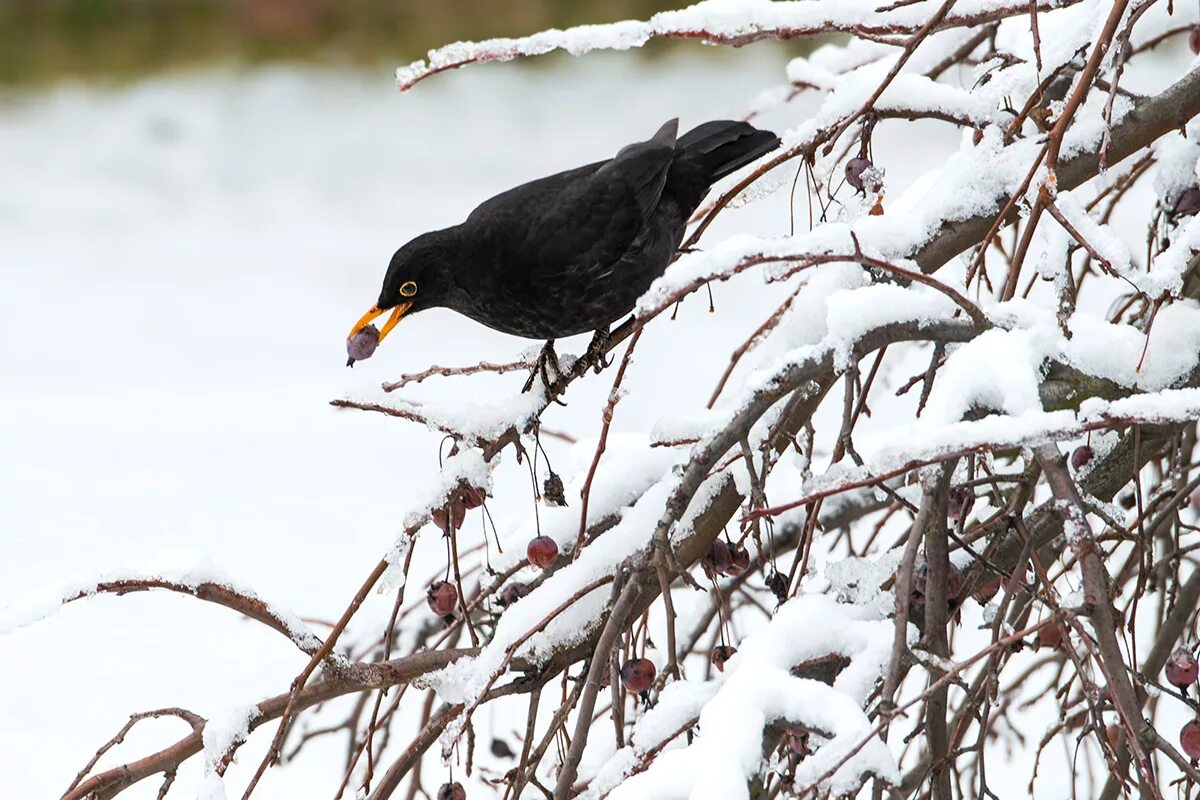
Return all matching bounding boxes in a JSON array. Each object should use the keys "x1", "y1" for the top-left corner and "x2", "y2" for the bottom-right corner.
[
  {"x1": 0, "y1": 2, "x2": 814, "y2": 797},
  {"x1": 0, "y1": 0, "x2": 768, "y2": 85}
]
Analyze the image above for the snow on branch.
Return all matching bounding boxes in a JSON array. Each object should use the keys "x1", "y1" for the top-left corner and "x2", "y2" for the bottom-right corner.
[{"x1": 395, "y1": 0, "x2": 1089, "y2": 91}]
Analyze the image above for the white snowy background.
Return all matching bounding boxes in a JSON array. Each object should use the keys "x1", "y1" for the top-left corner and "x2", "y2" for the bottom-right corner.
[
  {"x1": 3, "y1": 3, "x2": 1199, "y2": 795},
  {"x1": 0, "y1": 50, "x2": 824, "y2": 798}
]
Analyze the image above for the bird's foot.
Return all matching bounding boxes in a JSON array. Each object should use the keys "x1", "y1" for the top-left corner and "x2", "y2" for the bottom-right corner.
[
  {"x1": 523, "y1": 340, "x2": 562, "y2": 394},
  {"x1": 585, "y1": 329, "x2": 612, "y2": 375}
]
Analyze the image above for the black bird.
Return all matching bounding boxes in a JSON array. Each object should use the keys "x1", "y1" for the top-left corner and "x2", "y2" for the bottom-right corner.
[{"x1": 347, "y1": 118, "x2": 780, "y2": 372}]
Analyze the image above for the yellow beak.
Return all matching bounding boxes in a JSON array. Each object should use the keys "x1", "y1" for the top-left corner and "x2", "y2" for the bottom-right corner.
[{"x1": 348, "y1": 302, "x2": 412, "y2": 344}]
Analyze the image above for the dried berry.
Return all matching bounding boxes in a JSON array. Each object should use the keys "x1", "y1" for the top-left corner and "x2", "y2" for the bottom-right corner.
[
  {"x1": 437, "y1": 782, "x2": 467, "y2": 800},
  {"x1": 1191, "y1": 27, "x2": 1200, "y2": 56},
  {"x1": 725, "y1": 544, "x2": 751, "y2": 577},
  {"x1": 543, "y1": 472, "x2": 567, "y2": 507},
  {"x1": 1176, "y1": 187, "x2": 1200, "y2": 218},
  {"x1": 1071, "y1": 445, "x2": 1094, "y2": 471},
  {"x1": 1181, "y1": 720, "x2": 1200, "y2": 760},
  {"x1": 1166, "y1": 647, "x2": 1199, "y2": 690},
  {"x1": 702, "y1": 540, "x2": 732, "y2": 578},
  {"x1": 527, "y1": 535, "x2": 559, "y2": 569},
  {"x1": 432, "y1": 501, "x2": 467, "y2": 532},
  {"x1": 346, "y1": 324, "x2": 380, "y2": 366},
  {"x1": 491, "y1": 738, "x2": 516, "y2": 759},
  {"x1": 498, "y1": 582, "x2": 530, "y2": 607},
  {"x1": 711, "y1": 645, "x2": 737, "y2": 672},
  {"x1": 620, "y1": 657, "x2": 656, "y2": 693},
  {"x1": 948, "y1": 488, "x2": 975, "y2": 520},
  {"x1": 461, "y1": 485, "x2": 487, "y2": 510},
  {"x1": 972, "y1": 127, "x2": 984, "y2": 146},
  {"x1": 427, "y1": 581, "x2": 458, "y2": 617},
  {"x1": 845, "y1": 157, "x2": 872, "y2": 192},
  {"x1": 766, "y1": 570, "x2": 789, "y2": 603}
]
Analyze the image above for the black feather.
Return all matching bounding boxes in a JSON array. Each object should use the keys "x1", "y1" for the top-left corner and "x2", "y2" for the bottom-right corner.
[{"x1": 374, "y1": 119, "x2": 780, "y2": 340}]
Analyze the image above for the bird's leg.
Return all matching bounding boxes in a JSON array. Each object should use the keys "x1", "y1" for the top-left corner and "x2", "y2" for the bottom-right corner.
[
  {"x1": 585, "y1": 328, "x2": 612, "y2": 375},
  {"x1": 523, "y1": 339, "x2": 561, "y2": 394}
]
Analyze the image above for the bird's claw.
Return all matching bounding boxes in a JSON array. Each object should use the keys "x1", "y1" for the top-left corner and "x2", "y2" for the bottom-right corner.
[
  {"x1": 523, "y1": 340, "x2": 563, "y2": 394},
  {"x1": 586, "y1": 329, "x2": 612, "y2": 374}
]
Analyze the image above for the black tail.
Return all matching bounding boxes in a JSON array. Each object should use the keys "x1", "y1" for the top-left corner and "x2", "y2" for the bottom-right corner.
[{"x1": 677, "y1": 120, "x2": 780, "y2": 182}]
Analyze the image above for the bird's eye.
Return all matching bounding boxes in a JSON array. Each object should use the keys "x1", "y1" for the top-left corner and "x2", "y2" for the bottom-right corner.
[{"x1": 399, "y1": 281, "x2": 418, "y2": 297}]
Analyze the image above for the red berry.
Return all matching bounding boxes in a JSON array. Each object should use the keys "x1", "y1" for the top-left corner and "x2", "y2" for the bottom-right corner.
[
  {"x1": 527, "y1": 536, "x2": 559, "y2": 569},
  {"x1": 346, "y1": 324, "x2": 380, "y2": 365},
  {"x1": 620, "y1": 658, "x2": 656, "y2": 693},
  {"x1": 1166, "y1": 647, "x2": 1199, "y2": 689},
  {"x1": 437, "y1": 782, "x2": 466, "y2": 800},
  {"x1": 948, "y1": 488, "x2": 975, "y2": 520},
  {"x1": 702, "y1": 540, "x2": 732, "y2": 577},
  {"x1": 946, "y1": 565, "x2": 963, "y2": 601},
  {"x1": 725, "y1": 544, "x2": 751, "y2": 577},
  {"x1": 711, "y1": 645, "x2": 737, "y2": 672},
  {"x1": 461, "y1": 485, "x2": 487, "y2": 510},
  {"x1": 432, "y1": 501, "x2": 467, "y2": 531},
  {"x1": 427, "y1": 581, "x2": 458, "y2": 617},
  {"x1": 973, "y1": 575, "x2": 1003, "y2": 603},
  {"x1": 1037, "y1": 622, "x2": 1064, "y2": 650},
  {"x1": 1181, "y1": 720, "x2": 1200, "y2": 760},
  {"x1": 1071, "y1": 445, "x2": 1094, "y2": 471},
  {"x1": 1190, "y1": 27, "x2": 1200, "y2": 56},
  {"x1": 498, "y1": 582, "x2": 530, "y2": 607},
  {"x1": 1106, "y1": 724, "x2": 1121, "y2": 750}
]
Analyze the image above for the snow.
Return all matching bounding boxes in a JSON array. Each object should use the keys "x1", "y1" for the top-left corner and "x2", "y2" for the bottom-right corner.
[
  {"x1": 0, "y1": 552, "x2": 323, "y2": 654},
  {"x1": 603, "y1": 595, "x2": 901, "y2": 799},
  {"x1": 0, "y1": 54, "x2": 798, "y2": 798},
  {"x1": 9, "y1": 0, "x2": 1200, "y2": 796},
  {"x1": 200, "y1": 704, "x2": 261, "y2": 800}
]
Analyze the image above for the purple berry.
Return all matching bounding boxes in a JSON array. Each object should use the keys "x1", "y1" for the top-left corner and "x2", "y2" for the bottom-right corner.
[
  {"x1": 498, "y1": 582, "x2": 530, "y2": 607},
  {"x1": 725, "y1": 544, "x2": 751, "y2": 577},
  {"x1": 1071, "y1": 445, "x2": 1094, "y2": 471},
  {"x1": 437, "y1": 782, "x2": 466, "y2": 800},
  {"x1": 1166, "y1": 647, "x2": 1199, "y2": 690},
  {"x1": 1175, "y1": 187, "x2": 1200, "y2": 218},
  {"x1": 1190, "y1": 27, "x2": 1200, "y2": 56},
  {"x1": 948, "y1": 488, "x2": 975, "y2": 520},
  {"x1": 1182, "y1": 720, "x2": 1200, "y2": 759},
  {"x1": 702, "y1": 540, "x2": 732, "y2": 578},
  {"x1": 346, "y1": 324, "x2": 379, "y2": 364},
  {"x1": 845, "y1": 157, "x2": 872, "y2": 192}
]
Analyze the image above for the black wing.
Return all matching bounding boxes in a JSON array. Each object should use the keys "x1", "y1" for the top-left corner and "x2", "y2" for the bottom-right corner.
[{"x1": 464, "y1": 120, "x2": 679, "y2": 295}]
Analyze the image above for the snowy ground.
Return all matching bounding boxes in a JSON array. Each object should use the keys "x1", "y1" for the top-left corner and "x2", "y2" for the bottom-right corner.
[{"x1": 0, "y1": 52, "x2": 824, "y2": 797}]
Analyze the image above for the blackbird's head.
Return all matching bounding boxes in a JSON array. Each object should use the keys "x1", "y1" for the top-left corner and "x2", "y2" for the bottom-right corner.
[{"x1": 346, "y1": 232, "x2": 455, "y2": 356}]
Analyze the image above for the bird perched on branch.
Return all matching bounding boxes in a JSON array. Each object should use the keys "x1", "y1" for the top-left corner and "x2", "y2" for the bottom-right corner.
[{"x1": 346, "y1": 118, "x2": 780, "y2": 383}]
